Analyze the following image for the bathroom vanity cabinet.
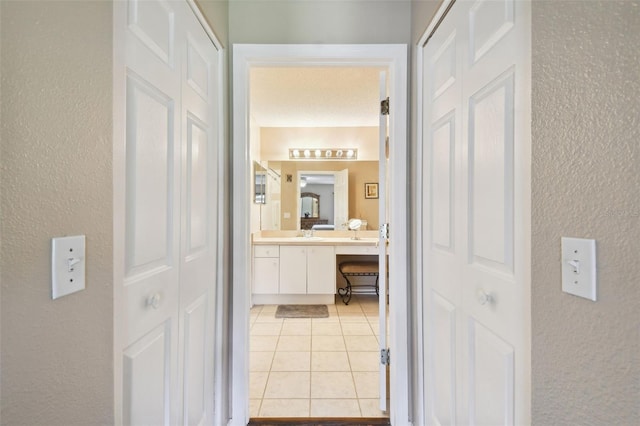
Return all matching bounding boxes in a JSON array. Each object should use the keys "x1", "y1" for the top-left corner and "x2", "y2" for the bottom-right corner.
[
  {"x1": 279, "y1": 245, "x2": 335, "y2": 294},
  {"x1": 251, "y1": 233, "x2": 379, "y2": 305},
  {"x1": 253, "y1": 245, "x2": 279, "y2": 294}
]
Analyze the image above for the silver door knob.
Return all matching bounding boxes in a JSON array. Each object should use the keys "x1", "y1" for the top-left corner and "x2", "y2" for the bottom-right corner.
[{"x1": 476, "y1": 289, "x2": 493, "y2": 306}]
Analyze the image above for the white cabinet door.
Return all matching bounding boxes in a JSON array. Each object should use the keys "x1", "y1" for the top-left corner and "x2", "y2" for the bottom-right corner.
[
  {"x1": 253, "y1": 258, "x2": 279, "y2": 294},
  {"x1": 306, "y1": 246, "x2": 336, "y2": 294},
  {"x1": 279, "y1": 246, "x2": 307, "y2": 294}
]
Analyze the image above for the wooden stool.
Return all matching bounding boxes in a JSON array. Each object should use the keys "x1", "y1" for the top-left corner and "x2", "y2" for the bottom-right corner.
[{"x1": 337, "y1": 261, "x2": 379, "y2": 305}]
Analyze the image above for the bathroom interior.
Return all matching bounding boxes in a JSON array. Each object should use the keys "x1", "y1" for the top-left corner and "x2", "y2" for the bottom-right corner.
[{"x1": 248, "y1": 66, "x2": 390, "y2": 418}]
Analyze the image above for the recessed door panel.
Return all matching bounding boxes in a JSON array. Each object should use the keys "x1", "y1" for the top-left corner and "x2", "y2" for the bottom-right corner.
[
  {"x1": 187, "y1": 39, "x2": 210, "y2": 101},
  {"x1": 467, "y1": 318, "x2": 514, "y2": 426},
  {"x1": 183, "y1": 295, "x2": 208, "y2": 426},
  {"x1": 186, "y1": 114, "x2": 209, "y2": 257},
  {"x1": 430, "y1": 292, "x2": 457, "y2": 426},
  {"x1": 469, "y1": 0, "x2": 515, "y2": 64},
  {"x1": 125, "y1": 74, "x2": 175, "y2": 278},
  {"x1": 432, "y1": 31, "x2": 457, "y2": 100},
  {"x1": 128, "y1": 0, "x2": 175, "y2": 65},
  {"x1": 468, "y1": 71, "x2": 515, "y2": 273},
  {"x1": 431, "y1": 113, "x2": 455, "y2": 252},
  {"x1": 123, "y1": 321, "x2": 173, "y2": 426}
]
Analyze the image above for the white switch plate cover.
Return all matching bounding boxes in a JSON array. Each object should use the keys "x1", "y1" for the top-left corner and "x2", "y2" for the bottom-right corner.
[
  {"x1": 52, "y1": 235, "x2": 86, "y2": 300},
  {"x1": 561, "y1": 237, "x2": 597, "y2": 301}
]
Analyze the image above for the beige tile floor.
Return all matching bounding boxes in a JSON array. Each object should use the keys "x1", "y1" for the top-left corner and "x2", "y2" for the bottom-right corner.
[{"x1": 249, "y1": 294, "x2": 390, "y2": 418}]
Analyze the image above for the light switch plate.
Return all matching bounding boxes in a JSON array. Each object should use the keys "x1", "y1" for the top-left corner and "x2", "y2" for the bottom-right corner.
[
  {"x1": 561, "y1": 237, "x2": 597, "y2": 301},
  {"x1": 52, "y1": 235, "x2": 86, "y2": 299}
]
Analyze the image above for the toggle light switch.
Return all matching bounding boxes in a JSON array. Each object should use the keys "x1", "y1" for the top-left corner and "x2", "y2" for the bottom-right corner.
[
  {"x1": 52, "y1": 235, "x2": 86, "y2": 299},
  {"x1": 561, "y1": 237, "x2": 597, "y2": 301}
]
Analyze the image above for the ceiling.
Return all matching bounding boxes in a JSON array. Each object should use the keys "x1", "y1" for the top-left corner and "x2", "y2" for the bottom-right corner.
[{"x1": 250, "y1": 66, "x2": 382, "y2": 128}]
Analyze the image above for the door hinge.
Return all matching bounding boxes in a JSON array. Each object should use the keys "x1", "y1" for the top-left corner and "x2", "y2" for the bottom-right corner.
[
  {"x1": 380, "y1": 223, "x2": 390, "y2": 240},
  {"x1": 381, "y1": 348, "x2": 390, "y2": 365},
  {"x1": 380, "y1": 97, "x2": 390, "y2": 115}
]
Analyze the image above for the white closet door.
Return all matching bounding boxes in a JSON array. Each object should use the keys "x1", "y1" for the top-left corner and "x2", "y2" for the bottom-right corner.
[
  {"x1": 178, "y1": 5, "x2": 219, "y2": 426},
  {"x1": 422, "y1": 0, "x2": 531, "y2": 424},
  {"x1": 116, "y1": 0, "x2": 220, "y2": 424}
]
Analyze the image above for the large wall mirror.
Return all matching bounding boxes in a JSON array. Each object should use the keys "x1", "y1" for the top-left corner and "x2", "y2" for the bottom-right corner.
[
  {"x1": 253, "y1": 161, "x2": 266, "y2": 204},
  {"x1": 300, "y1": 192, "x2": 320, "y2": 218}
]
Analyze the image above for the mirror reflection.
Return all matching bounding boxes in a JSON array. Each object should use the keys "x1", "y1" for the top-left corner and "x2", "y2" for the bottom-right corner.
[
  {"x1": 300, "y1": 192, "x2": 320, "y2": 218},
  {"x1": 253, "y1": 161, "x2": 266, "y2": 204}
]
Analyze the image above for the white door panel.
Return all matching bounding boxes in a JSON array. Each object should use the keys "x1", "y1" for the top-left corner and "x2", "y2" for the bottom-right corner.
[
  {"x1": 422, "y1": 0, "x2": 530, "y2": 424},
  {"x1": 123, "y1": 321, "x2": 175, "y2": 426},
  {"x1": 334, "y1": 169, "x2": 349, "y2": 230},
  {"x1": 430, "y1": 292, "x2": 457, "y2": 426},
  {"x1": 182, "y1": 295, "x2": 209, "y2": 426},
  {"x1": 467, "y1": 319, "x2": 515, "y2": 426},
  {"x1": 127, "y1": 0, "x2": 175, "y2": 66}
]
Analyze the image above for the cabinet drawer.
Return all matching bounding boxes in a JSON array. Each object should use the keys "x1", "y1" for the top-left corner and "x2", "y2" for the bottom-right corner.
[
  {"x1": 335, "y1": 245, "x2": 378, "y2": 255},
  {"x1": 254, "y1": 245, "x2": 279, "y2": 258}
]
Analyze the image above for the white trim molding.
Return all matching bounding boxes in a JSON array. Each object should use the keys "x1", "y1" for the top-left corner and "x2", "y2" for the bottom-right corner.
[{"x1": 231, "y1": 44, "x2": 410, "y2": 426}]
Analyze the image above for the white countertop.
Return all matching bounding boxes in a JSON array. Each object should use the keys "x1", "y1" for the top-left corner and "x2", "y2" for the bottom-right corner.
[{"x1": 252, "y1": 236, "x2": 379, "y2": 246}]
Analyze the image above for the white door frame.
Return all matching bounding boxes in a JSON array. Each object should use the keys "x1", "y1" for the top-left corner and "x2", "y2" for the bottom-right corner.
[{"x1": 231, "y1": 44, "x2": 409, "y2": 425}]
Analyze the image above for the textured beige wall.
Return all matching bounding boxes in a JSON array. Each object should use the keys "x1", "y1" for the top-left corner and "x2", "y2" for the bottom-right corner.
[
  {"x1": 532, "y1": 1, "x2": 640, "y2": 423},
  {"x1": 0, "y1": 1, "x2": 113, "y2": 424},
  {"x1": 229, "y1": 0, "x2": 411, "y2": 44},
  {"x1": 196, "y1": 0, "x2": 229, "y2": 47}
]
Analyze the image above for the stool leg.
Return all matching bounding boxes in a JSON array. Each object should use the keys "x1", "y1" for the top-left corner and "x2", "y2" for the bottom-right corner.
[
  {"x1": 375, "y1": 275, "x2": 379, "y2": 295},
  {"x1": 337, "y1": 275, "x2": 352, "y2": 305}
]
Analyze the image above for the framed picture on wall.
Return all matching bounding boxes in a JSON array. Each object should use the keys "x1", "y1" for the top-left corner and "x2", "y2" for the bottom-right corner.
[{"x1": 365, "y1": 182, "x2": 379, "y2": 199}]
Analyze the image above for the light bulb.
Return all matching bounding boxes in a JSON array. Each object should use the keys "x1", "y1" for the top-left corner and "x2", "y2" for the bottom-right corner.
[
  {"x1": 325, "y1": 150, "x2": 332, "y2": 157},
  {"x1": 346, "y1": 149, "x2": 354, "y2": 158},
  {"x1": 304, "y1": 149, "x2": 311, "y2": 158},
  {"x1": 292, "y1": 149, "x2": 300, "y2": 158},
  {"x1": 336, "y1": 149, "x2": 343, "y2": 157},
  {"x1": 315, "y1": 149, "x2": 322, "y2": 157}
]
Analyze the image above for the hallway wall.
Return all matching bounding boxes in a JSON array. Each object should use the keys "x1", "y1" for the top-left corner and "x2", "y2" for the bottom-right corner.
[
  {"x1": 229, "y1": 0, "x2": 411, "y2": 44},
  {"x1": 0, "y1": 1, "x2": 113, "y2": 424},
  {"x1": 531, "y1": 1, "x2": 640, "y2": 423},
  {"x1": 0, "y1": 0, "x2": 231, "y2": 424}
]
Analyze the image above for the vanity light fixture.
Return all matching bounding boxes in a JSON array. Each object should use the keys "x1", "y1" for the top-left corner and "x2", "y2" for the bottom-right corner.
[{"x1": 289, "y1": 148, "x2": 357, "y2": 160}]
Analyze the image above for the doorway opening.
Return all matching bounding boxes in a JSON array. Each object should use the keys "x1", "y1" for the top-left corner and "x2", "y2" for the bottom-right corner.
[{"x1": 232, "y1": 44, "x2": 409, "y2": 426}]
